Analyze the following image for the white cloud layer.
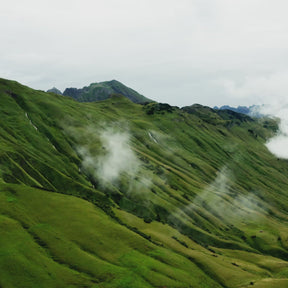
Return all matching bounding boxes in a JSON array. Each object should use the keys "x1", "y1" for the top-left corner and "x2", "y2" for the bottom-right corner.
[
  {"x1": 76, "y1": 125, "x2": 140, "y2": 185},
  {"x1": 219, "y1": 71, "x2": 288, "y2": 159},
  {"x1": 219, "y1": 72, "x2": 288, "y2": 104},
  {"x1": 1, "y1": 0, "x2": 288, "y2": 107}
]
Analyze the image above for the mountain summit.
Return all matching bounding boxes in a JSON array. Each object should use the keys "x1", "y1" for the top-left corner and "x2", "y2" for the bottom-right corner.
[
  {"x1": 63, "y1": 79, "x2": 152, "y2": 104},
  {"x1": 47, "y1": 87, "x2": 62, "y2": 95}
]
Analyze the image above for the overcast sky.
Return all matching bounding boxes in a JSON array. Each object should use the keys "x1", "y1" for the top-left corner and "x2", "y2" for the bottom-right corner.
[{"x1": 1, "y1": 0, "x2": 288, "y2": 107}]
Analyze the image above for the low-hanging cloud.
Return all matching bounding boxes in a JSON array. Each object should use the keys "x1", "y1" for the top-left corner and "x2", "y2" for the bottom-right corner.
[
  {"x1": 218, "y1": 72, "x2": 288, "y2": 104},
  {"x1": 219, "y1": 72, "x2": 288, "y2": 159},
  {"x1": 261, "y1": 103, "x2": 288, "y2": 159},
  {"x1": 195, "y1": 167, "x2": 265, "y2": 221},
  {"x1": 76, "y1": 125, "x2": 141, "y2": 186},
  {"x1": 65, "y1": 122, "x2": 154, "y2": 199},
  {"x1": 171, "y1": 167, "x2": 266, "y2": 226}
]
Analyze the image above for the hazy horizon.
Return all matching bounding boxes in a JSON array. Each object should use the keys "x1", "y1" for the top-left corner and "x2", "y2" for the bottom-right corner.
[{"x1": 2, "y1": 0, "x2": 288, "y2": 108}]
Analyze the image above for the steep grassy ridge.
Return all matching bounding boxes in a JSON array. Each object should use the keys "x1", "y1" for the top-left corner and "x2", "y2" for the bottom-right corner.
[{"x1": 1, "y1": 78, "x2": 288, "y2": 287}]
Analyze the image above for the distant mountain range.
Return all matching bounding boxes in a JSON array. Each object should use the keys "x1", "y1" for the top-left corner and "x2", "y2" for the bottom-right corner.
[
  {"x1": 47, "y1": 80, "x2": 152, "y2": 104},
  {"x1": 214, "y1": 105, "x2": 263, "y2": 117}
]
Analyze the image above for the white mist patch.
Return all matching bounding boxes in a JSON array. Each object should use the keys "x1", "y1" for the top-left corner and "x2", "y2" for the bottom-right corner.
[
  {"x1": 261, "y1": 103, "x2": 288, "y2": 159},
  {"x1": 266, "y1": 135, "x2": 288, "y2": 159},
  {"x1": 171, "y1": 167, "x2": 266, "y2": 226},
  {"x1": 199, "y1": 167, "x2": 265, "y2": 221},
  {"x1": 219, "y1": 72, "x2": 288, "y2": 160},
  {"x1": 74, "y1": 124, "x2": 150, "y2": 191},
  {"x1": 96, "y1": 129, "x2": 140, "y2": 184},
  {"x1": 148, "y1": 131, "x2": 158, "y2": 144}
]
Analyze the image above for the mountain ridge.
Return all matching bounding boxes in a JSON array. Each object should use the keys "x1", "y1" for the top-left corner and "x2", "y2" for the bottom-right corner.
[
  {"x1": 60, "y1": 79, "x2": 153, "y2": 104},
  {"x1": 214, "y1": 104, "x2": 264, "y2": 117}
]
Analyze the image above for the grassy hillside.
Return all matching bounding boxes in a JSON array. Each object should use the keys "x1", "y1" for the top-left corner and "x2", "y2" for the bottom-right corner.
[{"x1": 1, "y1": 78, "x2": 288, "y2": 287}]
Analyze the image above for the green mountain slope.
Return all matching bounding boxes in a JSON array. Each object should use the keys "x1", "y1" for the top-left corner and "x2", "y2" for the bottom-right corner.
[
  {"x1": 63, "y1": 80, "x2": 152, "y2": 104},
  {"x1": 1, "y1": 78, "x2": 288, "y2": 288}
]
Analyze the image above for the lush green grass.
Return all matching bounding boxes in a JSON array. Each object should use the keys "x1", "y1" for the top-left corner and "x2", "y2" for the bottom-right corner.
[{"x1": 1, "y1": 77, "x2": 288, "y2": 287}]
